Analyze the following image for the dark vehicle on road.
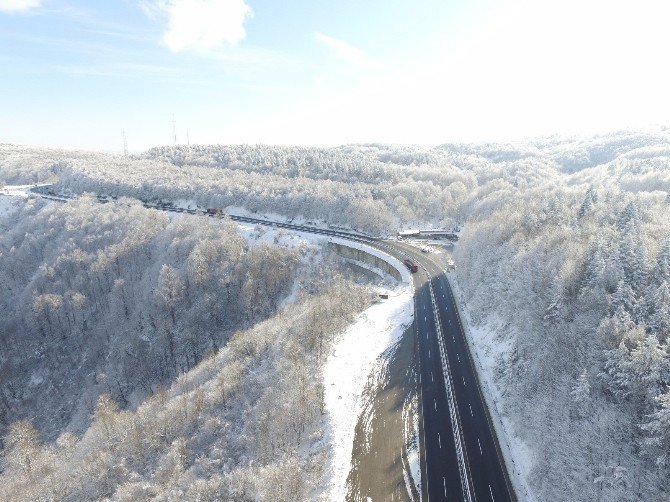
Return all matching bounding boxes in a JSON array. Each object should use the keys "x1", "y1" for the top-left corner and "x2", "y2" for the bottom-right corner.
[{"x1": 403, "y1": 258, "x2": 418, "y2": 273}]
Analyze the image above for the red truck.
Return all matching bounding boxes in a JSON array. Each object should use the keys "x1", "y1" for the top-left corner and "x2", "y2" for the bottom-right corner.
[{"x1": 404, "y1": 258, "x2": 418, "y2": 273}]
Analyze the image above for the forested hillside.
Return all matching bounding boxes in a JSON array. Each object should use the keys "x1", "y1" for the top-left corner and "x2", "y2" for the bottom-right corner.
[
  {"x1": 0, "y1": 195, "x2": 308, "y2": 439},
  {"x1": 453, "y1": 135, "x2": 670, "y2": 500},
  {"x1": 0, "y1": 195, "x2": 371, "y2": 500},
  {"x1": 2, "y1": 129, "x2": 670, "y2": 500}
]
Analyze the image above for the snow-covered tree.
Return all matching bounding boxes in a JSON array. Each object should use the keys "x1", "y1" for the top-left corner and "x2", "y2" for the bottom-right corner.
[{"x1": 641, "y1": 389, "x2": 670, "y2": 466}]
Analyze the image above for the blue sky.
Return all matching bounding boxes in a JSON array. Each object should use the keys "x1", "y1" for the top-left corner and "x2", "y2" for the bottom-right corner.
[{"x1": 1, "y1": 0, "x2": 669, "y2": 152}]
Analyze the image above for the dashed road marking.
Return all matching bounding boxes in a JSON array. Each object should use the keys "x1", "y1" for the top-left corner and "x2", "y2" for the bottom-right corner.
[
  {"x1": 462, "y1": 376, "x2": 466, "y2": 386},
  {"x1": 469, "y1": 404, "x2": 473, "y2": 417},
  {"x1": 438, "y1": 432, "x2": 442, "y2": 448},
  {"x1": 489, "y1": 484, "x2": 495, "y2": 501},
  {"x1": 434, "y1": 399, "x2": 437, "y2": 411},
  {"x1": 478, "y1": 438, "x2": 483, "y2": 455}
]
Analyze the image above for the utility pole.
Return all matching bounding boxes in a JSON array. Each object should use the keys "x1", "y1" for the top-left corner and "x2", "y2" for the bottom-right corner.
[
  {"x1": 172, "y1": 114, "x2": 177, "y2": 146},
  {"x1": 123, "y1": 130, "x2": 128, "y2": 156},
  {"x1": 186, "y1": 128, "x2": 190, "y2": 146}
]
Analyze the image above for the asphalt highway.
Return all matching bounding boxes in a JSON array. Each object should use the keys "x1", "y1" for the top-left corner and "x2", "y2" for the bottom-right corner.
[{"x1": 386, "y1": 241, "x2": 515, "y2": 502}]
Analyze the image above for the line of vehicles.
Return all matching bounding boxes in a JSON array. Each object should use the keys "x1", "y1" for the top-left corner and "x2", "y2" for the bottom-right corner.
[{"x1": 32, "y1": 188, "x2": 462, "y2": 256}]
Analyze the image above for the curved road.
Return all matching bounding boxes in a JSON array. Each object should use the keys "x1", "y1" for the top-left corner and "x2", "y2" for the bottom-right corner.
[{"x1": 30, "y1": 185, "x2": 515, "y2": 501}]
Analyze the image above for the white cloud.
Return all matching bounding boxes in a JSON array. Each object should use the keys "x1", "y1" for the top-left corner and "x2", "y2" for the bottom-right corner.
[
  {"x1": 149, "y1": 0, "x2": 253, "y2": 52},
  {"x1": 315, "y1": 32, "x2": 382, "y2": 70},
  {"x1": 0, "y1": 0, "x2": 41, "y2": 13}
]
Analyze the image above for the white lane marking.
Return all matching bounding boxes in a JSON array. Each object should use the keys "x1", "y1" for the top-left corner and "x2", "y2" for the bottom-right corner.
[
  {"x1": 425, "y1": 316, "x2": 427, "y2": 322},
  {"x1": 438, "y1": 432, "x2": 442, "y2": 448},
  {"x1": 478, "y1": 438, "x2": 483, "y2": 455},
  {"x1": 453, "y1": 335, "x2": 455, "y2": 342},
  {"x1": 434, "y1": 399, "x2": 437, "y2": 411},
  {"x1": 457, "y1": 353, "x2": 460, "y2": 363},
  {"x1": 444, "y1": 477, "x2": 447, "y2": 497},
  {"x1": 469, "y1": 404, "x2": 473, "y2": 417},
  {"x1": 429, "y1": 349, "x2": 431, "y2": 358},
  {"x1": 425, "y1": 263, "x2": 473, "y2": 502},
  {"x1": 431, "y1": 371, "x2": 434, "y2": 383},
  {"x1": 462, "y1": 376, "x2": 466, "y2": 386},
  {"x1": 489, "y1": 484, "x2": 495, "y2": 501}
]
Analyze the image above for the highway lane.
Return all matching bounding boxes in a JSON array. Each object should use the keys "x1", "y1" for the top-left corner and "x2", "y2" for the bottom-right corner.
[
  {"x1": 390, "y1": 242, "x2": 515, "y2": 502},
  {"x1": 412, "y1": 267, "x2": 463, "y2": 500},
  {"x1": 32, "y1": 185, "x2": 513, "y2": 501}
]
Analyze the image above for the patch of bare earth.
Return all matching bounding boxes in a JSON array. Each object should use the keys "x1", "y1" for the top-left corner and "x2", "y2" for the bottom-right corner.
[{"x1": 346, "y1": 326, "x2": 421, "y2": 501}]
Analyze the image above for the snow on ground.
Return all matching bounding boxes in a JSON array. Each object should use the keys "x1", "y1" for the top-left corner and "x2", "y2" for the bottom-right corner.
[
  {"x1": 187, "y1": 207, "x2": 419, "y2": 501},
  {"x1": 220, "y1": 214, "x2": 417, "y2": 500},
  {"x1": 403, "y1": 238, "x2": 452, "y2": 253},
  {"x1": 27, "y1": 188, "x2": 416, "y2": 499},
  {"x1": 448, "y1": 276, "x2": 535, "y2": 501},
  {"x1": 149, "y1": 198, "x2": 419, "y2": 500},
  {"x1": 0, "y1": 184, "x2": 39, "y2": 218},
  {"x1": 403, "y1": 391, "x2": 422, "y2": 500},
  {"x1": 322, "y1": 245, "x2": 414, "y2": 501},
  {"x1": 1, "y1": 184, "x2": 40, "y2": 197}
]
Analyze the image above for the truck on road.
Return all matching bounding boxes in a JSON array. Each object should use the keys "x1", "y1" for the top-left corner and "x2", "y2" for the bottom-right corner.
[{"x1": 403, "y1": 258, "x2": 418, "y2": 273}]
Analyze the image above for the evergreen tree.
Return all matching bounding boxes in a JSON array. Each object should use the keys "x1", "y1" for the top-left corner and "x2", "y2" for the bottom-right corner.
[
  {"x1": 641, "y1": 389, "x2": 670, "y2": 466},
  {"x1": 618, "y1": 233, "x2": 649, "y2": 292},
  {"x1": 649, "y1": 282, "x2": 670, "y2": 335},
  {"x1": 602, "y1": 340, "x2": 632, "y2": 400},
  {"x1": 581, "y1": 238, "x2": 607, "y2": 292},
  {"x1": 577, "y1": 187, "x2": 598, "y2": 222},
  {"x1": 628, "y1": 335, "x2": 669, "y2": 400},
  {"x1": 618, "y1": 200, "x2": 639, "y2": 231},
  {"x1": 655, "y1": 237, "x2": 670, "y2": 284},
  {"x1": 610, "y1": 280, "x2": 636, "y2": 315}
]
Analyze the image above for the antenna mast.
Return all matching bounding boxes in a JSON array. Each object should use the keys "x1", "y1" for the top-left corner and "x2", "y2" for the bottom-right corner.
[
  {"x1": 123, "y1": 130, "x2": 128, "y2": 156},
  {"x1": 172, "y1": 114, "x2": 177, "y2": 146},
  {"x1": 187, "y1": 128, "x2": 190, "y2": 146}
]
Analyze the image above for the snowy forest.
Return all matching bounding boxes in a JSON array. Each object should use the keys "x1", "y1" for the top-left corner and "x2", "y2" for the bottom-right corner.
[
  {"x1": 0, "y1": 195, "x2": 369, "y2": 500},
  {"x1": 1, "y1": 128, "x2": 670, "y2": 500}
]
